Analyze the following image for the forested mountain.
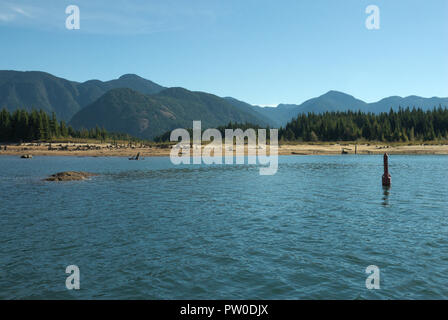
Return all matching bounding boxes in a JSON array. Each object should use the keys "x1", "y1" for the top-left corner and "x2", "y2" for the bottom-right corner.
[
  {"x1": 225, "y1": 92, "x2": 371, "y2": 128},
  {"x1": 366, "y1": 95, "x2": 448, "y2": 114},
  {"x1": 75, "y1": 74, "x2": 165, "y2": 108},
  {"x1": 69, "y1": 87, "x2": 270, "y2": 139},
  {"x1": 0, "y1": 71, "x2": 165, "y2": 121},
  {"x1": 224, "y1": 97, "x2": 291, "y2": 128},
  {"x1": 293, "y1": 91, "x2": 368, "y2": 113},
  {"x1": 249, "y1": 91, "x2": 448, "y2": 127},
  {"x1": 1, "y1": 70, "x2": 447, "y2": 139},
  {"x1": 279, "y1": 107, "x2": 448, "y2": 142},
  {"x1": 0, "y1": 71, "x2": 80, "y2": 121}
]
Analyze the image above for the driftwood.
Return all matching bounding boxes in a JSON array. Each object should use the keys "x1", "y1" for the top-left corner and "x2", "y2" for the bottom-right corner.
[{"x1": 129, "y1": 152, "x2": 144, "y2": 160}]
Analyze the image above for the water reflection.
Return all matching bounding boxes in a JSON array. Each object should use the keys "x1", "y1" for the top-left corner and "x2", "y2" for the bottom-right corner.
[{"x1": 382, "y1": 186, "x2": 390, "y2": 206}]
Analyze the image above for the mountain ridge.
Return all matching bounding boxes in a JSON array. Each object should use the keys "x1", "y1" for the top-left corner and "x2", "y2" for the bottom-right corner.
[
  {"x1": 245, "y1": 90, "x2": 448, "y2": 126},
  {"x1": 69, "y1": 87, "x2": 273, "y2": 139},
  {"x1": 1, "y1": 70, "x2": 447, "y2": 138},
  {"x1": 0, "y1": 70, "x2": 166, "y2": 121}
]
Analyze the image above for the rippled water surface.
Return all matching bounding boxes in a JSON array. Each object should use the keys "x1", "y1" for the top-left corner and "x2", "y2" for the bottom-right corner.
[{"x1": 0, "y1": 155, "x2": 447, "y2": 299}]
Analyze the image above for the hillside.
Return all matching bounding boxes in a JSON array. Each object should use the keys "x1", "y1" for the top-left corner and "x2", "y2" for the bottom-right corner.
[
  {"x1": 0, "y1": 71, "x2": 165, "y2": 121},
  {"x1": 69, "y1": 87, "x2": 270, "y2": 139}
]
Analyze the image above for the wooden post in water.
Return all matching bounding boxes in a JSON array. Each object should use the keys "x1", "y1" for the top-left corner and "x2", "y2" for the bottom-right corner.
[{"x1": 382, "y1": 153, "x2": 391, "y2": 187}]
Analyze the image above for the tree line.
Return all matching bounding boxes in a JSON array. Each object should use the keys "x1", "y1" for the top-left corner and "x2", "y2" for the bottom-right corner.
[
  {"x1": 2, "y1": 107, "x2": 448, "y2": 143},
  {"x1": 0, "y1": 109, "x2": 135, "y2": 142},
  {"x1": 154, "y1": 122, "x2": 271, "y2": 142},
  {"x1": 279, "y1": 107, "x2": 448, "y2": 142}
]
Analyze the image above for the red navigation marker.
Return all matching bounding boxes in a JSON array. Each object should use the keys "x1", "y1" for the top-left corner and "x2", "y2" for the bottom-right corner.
[{"x1": 382, "y1": 153, "x2": 391, "y2": 187}]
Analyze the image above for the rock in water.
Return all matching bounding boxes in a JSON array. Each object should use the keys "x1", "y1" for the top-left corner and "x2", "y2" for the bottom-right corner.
[
  {"x1": 21, "y1": 154, "x2": 33, "y2": 159},
  {"x1": 44, "y1": 171, "x2": 98, "y2": 181}
]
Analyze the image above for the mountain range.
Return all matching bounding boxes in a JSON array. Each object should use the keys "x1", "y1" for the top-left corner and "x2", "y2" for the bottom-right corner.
[
  {"x1": 1, "y1": 70, "x2": 447, "y2": 139},
  {"x1": 0, "y1": 71, "x2": 165, "y2": 121},
  {"x1": 70, "y1": 87, "x2": 273, "y2": 139}
]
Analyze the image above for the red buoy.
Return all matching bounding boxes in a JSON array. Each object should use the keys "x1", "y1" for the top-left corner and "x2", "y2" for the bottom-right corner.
[{"x1": 382, "y1": 153, "x2": 391, "y2": 187}]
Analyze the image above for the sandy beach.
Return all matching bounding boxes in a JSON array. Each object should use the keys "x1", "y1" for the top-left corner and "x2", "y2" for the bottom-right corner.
[{"x1": 1, "y1": 142, "x2": 448, "y2": 157}]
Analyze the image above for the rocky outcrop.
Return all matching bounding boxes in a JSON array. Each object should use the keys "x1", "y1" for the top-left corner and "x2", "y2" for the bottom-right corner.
[{"x1": 44, "y1": 171, "x2": 98, "y2": 181}]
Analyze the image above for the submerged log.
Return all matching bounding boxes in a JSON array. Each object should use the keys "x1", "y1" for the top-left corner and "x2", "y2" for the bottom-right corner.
[{"x1": 129, "y1": 152, "x2": 144, "y2": 160}]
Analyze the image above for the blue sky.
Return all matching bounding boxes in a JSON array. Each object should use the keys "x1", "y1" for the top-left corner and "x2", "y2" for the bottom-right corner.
[{"x1": 1, "y1": 0, "x2": 447, "y2": 106}]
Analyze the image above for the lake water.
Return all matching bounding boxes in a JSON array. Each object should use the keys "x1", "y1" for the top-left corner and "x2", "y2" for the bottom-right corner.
[{"x1": 0, "y1": 155, "x2": 447, "y2": 299}]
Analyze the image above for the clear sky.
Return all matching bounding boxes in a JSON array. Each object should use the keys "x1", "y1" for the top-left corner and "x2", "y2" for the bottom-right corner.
[{"x1": 1, "y1": 0, "x2": 447, "y2": 106}]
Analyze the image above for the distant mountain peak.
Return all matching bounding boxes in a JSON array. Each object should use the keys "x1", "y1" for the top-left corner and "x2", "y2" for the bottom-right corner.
[
  {"x1": 162, "y1": 86, "x2": 190, "y2": 93},
  {"x1": 321, "y1": 90, "x2": 355, "y2": 98},
  {"x1": 119, "y1": 74, "x2": 143, "y2": 80},
  {"x1": 325, "y1": 90, "x2": 344, "y2": 94}
]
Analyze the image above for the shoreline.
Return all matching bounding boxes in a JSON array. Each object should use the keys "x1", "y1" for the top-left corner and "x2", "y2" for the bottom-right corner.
[{"x1": 1, "y1": 142, "x2": 448, "y2": 157}]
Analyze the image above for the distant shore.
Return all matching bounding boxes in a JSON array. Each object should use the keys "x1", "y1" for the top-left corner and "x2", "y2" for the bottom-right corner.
[{"x1": 1, "y1": 142, "x2": 448, "y2": 157}]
